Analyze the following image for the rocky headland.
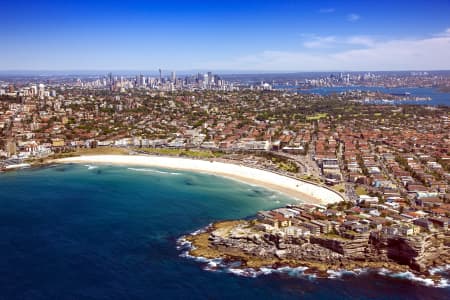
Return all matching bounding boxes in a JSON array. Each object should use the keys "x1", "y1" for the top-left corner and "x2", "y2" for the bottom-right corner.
[{"x1": 182, "y1": 217, "x2": 450, "y2": 282}]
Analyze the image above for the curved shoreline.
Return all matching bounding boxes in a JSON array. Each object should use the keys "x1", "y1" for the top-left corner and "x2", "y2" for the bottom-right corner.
[{"x1": 53, "y1": 154, "x2": 344, "y2": 205}]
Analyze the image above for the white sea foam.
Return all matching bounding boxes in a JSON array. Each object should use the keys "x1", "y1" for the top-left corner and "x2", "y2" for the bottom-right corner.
[
  {"x1": 376, "y1": 268, "x2": 389, "y2": 276},
  {"x1": 436, "y1": 278, "x2": 449, "y2": 288},
  {"x1": 288, "y1": 266, "x2": 310, "y2": 276},
  {"x1": 389, "y1": 271, "x2": 435, "y2": 286},
  {"x1": 175, "y1": 238, "x2": 191, "y2": 251},
  {"x1": 326, "y1": 267, "x2": 450, "y2": 288},
  {"x1": 203, "y1": 258, "x2": 226, "y2": 271},
  {"x1": 127, "y1": 167, "x2": 180, "y2": 175},
  {"x1": 352, "y1": 268, "x2": 369, "y2": 274},
  {"x1": 177, "y1": 226, "x2": 450, "y2": 288},
  {"x1": 271, "y1": 266, "x2": 309, "y2": 277},
  {"x1": 226, "y1": 268, "x2": 260, "y2": 278},
  {"x1": 182, "y1": 246, "x2": 449, "y2": 288},
  {"x1": 429, "y1": 264, "x2": 450, "y2": 276},
  {"x1": 373, "y1": 268, "x2": 450, "y2": 288},
  {"x1": 84, "y1": 164, "x2": 98, "y2": 170},
  {"x1": 326, "y1": 268, "x2": 369, "y2": 279},
  {"x1": 181, "y1": 247, "x2": 449, "y2": 288},
  {"x1": 327, "y1": 269, "x2": 357, "y2": 279},
  {"x1": 193, "y1": 256, "x2": 211, "y2": 263},
  {"x1": 177, "y1": 233, "x2": 311, "y2": 279},
  {"x1": 56, "y1": 155, "x2": 345, "y2": 205},
  {"x1": 258, "y1": 267, "x2": 276, "y2": 275}
]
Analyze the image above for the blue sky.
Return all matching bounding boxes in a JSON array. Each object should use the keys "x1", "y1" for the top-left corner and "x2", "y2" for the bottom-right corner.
[{"x1": 2, "y1": 0, "x2": 450, "y2": 71}]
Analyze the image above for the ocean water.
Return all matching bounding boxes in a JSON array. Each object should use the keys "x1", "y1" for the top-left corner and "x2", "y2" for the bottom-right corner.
[
  {"x1": 0, "y1": 164, "x2": 448, "y2": 300},
  {"x1": 277, "y1": 86, "x2": 450, "y2": 106}
]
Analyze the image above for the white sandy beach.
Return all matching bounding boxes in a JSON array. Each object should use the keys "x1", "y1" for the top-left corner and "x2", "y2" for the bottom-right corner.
[{"x1": 54, "y1": 155, "x2": 344, "y2": 205}]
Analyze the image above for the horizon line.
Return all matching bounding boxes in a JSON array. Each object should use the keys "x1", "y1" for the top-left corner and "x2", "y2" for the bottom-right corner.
[{"x1": 1, "y1": 69, "x2": 450, "y2": 76}]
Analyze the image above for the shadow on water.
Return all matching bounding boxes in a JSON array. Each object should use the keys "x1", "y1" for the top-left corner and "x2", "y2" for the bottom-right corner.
[
  {"x1": 184, "y1": 179, "x2": 195, "y2": 186},
  {"x1": 247, "y1": 188, "x2": 274, "y2": 198}
]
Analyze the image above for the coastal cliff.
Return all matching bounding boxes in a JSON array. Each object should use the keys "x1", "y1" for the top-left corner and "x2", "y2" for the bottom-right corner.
[{"x1": 184, "y1": 219, "x2": 450, "y2": 278}]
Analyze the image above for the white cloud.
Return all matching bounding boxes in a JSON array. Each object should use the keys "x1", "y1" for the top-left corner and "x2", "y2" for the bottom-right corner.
[
  {"x1": 331, "y1": 35, "x2": 450, "y2": 70},
  {"x1": 435, "y1": 28, "x2": 450, "y2": 37},
  {"x1": 346, "y1": 36, "x2": 376, "y2": 47},
  {"x1": 347, "y1": 13, "x2": 361, "y2": 22},
  {"x1": 301, "y1": 35, "x2": 375, "y2": 49},
  {"x1": 319, "y1": 8, "x2": 335, "y2": 13},
  {"x1": 303, "y1": 36, "x2": 337, "y2": 48},
  {"x1": 205, "y1": 30, "x2": 450, "y2": 71}
]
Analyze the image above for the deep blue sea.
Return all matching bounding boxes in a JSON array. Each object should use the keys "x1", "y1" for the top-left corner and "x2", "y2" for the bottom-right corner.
[{"x1": 0, "y1": 164, "x2": 449, "y2": 299}]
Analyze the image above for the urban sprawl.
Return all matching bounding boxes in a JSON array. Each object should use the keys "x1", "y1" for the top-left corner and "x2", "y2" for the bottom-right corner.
[{"x1": 1, "y1": 71, "x2": 450, "y2": 259}]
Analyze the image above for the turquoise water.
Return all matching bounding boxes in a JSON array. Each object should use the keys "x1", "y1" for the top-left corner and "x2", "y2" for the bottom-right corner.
[{"x1": 0, "y1": 164, "x2": 449, "y2": 299}]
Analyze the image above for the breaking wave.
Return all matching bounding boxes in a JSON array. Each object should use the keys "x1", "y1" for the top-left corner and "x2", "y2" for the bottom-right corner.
[
  {"x1": 429, "y1": 264, "x2": 450, "y2": 276},
  {"x1": 326, "y1": 268, "x2": 368, "y2": 278},
  {"x1": 385, "y1": 271, "x2": 436, "y2": 287},
  {"x1": 127, "y1": 167, "x2": 180, "y2": 175},
  {"x1": 177, "y1": 229, "x2": 450, "y2": 288},
  {"x1": 84, "y1": 164, "x2": 98, "y2": 170}
]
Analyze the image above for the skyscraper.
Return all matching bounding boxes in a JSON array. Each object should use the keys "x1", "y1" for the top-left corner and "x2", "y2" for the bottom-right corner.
[
  {"x1": 207, "y1": 72, "x2": 212, "y2": 84},
  {"x1": 108, "y1": 73, "x2": 114, "y2": 91},
  {"x1": 38, "y1": 83, "x2": 45, "y2": 99},
  {"x1": 139, "y1": 74, "x2": 146, "y2": 87}
]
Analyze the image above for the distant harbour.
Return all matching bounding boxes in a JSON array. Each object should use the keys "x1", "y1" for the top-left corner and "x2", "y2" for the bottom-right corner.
[{"x1": 274, "y1": 86, "x2": 450, "y2": 106}]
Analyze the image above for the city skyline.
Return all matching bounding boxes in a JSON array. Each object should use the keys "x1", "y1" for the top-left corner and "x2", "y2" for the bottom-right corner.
[{"x1": 2, "y1": 0, "x2": 450, "y2": 71}]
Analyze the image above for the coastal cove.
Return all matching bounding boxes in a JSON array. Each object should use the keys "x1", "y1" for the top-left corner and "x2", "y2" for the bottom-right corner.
[
  {"x1": 54, "y1": 155, "x2": 344, "y2": 205},
  {"x1": 0, "y1": 163, "x2": 448, "y2": 299}
]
